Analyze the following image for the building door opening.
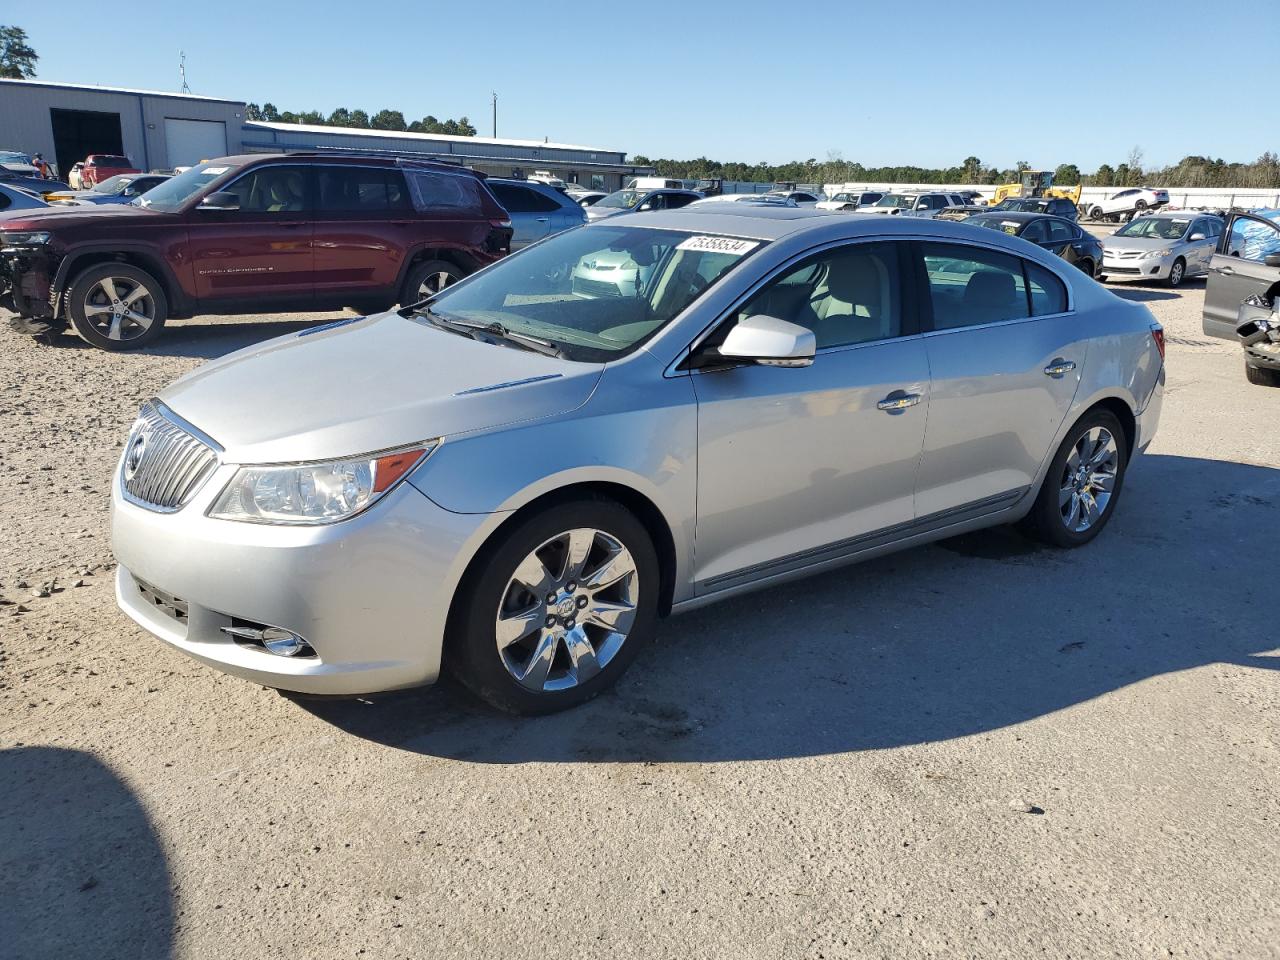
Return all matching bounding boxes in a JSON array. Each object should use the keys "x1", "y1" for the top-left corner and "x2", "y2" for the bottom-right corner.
[{"x1": 50, "y1": 108, "x2": 125, "y2": 179}]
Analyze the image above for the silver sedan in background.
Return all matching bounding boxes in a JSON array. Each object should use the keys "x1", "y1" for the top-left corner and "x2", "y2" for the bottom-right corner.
[
  {"x1": 112, "y1": 208, "x2": 1165, "y2": 714},
  {"x1": 1100, "y1": 212, "x2": 1224, "y2": 287}
]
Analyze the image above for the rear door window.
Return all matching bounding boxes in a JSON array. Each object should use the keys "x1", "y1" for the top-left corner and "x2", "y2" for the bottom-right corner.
[
  {"x1": 317, "y1": 167, "x2": 411, "y2": 212},
  {"x1": 666, "y1": 193, "x2": 697, "y2": 210},
  {"x1": 1020, "y1": 220, "x2": 1049, "y2": 243},
  {"x1": 1047, "y1": 219, "x2": 1075, "y2": 243},
  {"x1": 489, "y1": 183, "x2": 560, "y2": 213},
  {"x1": 920, "y1": 242, "x2": 1031, "y2": 329}
]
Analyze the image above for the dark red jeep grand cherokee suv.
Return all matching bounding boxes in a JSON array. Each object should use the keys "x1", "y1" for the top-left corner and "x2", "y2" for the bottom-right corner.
[{"x1": 0, "y1": 153, "x2": 512, "y2": 349}]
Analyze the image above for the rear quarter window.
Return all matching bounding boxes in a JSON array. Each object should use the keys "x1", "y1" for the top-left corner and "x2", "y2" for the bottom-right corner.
[{"x1": 407, "y1": 171, "x2": 486, "y2": 213}]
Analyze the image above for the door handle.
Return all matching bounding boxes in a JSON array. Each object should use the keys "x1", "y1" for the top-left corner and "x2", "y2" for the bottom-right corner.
[
  {"x1": 877, "y1": 391, "x2": 922, "y2": 413},
  {"x1": 1044, "y1": 359, "x2": 1077, "y2": 378},
  {"x1": 1219, "y1": 266, "x2": 1235, "y2": 276},
  {"x1": 534, "y1": 217, "x2": 551, "y2": 223}
]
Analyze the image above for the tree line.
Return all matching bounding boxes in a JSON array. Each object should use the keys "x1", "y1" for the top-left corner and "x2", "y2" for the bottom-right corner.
[
  {"x1": 245, "y1": 103, "x2": 477, "y2": 137},
  {"x1": 631, "y1": 149, "x2": 1280, "y2": 190}
]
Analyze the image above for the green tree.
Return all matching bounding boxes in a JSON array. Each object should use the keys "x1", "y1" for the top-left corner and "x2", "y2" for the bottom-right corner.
[
  {"x1": 349, "y1": 109, "x2": 370, "y2": 128},
  {"x1": 259, "y1": 102, "x2": 281, "y2": 122},
  {"x1": 0, "y1": 25, "x2": 38, "y2": 79},
  {"x1": 1113, "y1": 163, "x2": 1131, "y2": 187},
  {"x1": 1053, "y1": 163, "x2": 1081, "y2": 186},
  {"x1": 370, "y1": 109, "x2": 407, "y2": 131},
  {"x1": 961, "y1": 156, "x2": 984, "y2": 183},
  {"x1": 327, "y1": 107, "x2": 352, "y2": 127},
  {"x1": 1093, "y1": 163, "x2": 1115, "y2": 186},
  {"x1": 245, "y1": 103, "x2": 263, "y2": 121}
]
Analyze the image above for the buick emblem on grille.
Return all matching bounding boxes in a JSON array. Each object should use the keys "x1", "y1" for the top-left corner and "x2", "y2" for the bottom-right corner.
[{"x1": 124, "y1": 433, "x2": 148, "y2": 480}]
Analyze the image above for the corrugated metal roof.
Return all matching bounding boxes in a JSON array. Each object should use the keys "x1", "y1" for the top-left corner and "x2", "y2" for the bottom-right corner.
[
  {"x1": 244, "y1": 120, "x2": 619, "y2": 155},
  {"x1": 0, "y1": 77, "x2": 244, "y2": 104}
]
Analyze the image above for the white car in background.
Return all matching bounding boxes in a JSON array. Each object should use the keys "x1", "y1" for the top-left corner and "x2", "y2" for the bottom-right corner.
[
  {"x1": 1085, "y1": 187, "x2": 1170, "y2": 222},
  {"x1": 859, "y1": 192, "x2": 965, "y2": 218},
  {"x1": 816, "y1": 190, "x2": 884, "y2": 211}
]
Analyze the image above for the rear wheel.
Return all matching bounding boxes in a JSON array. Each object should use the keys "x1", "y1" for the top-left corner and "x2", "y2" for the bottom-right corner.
[
  {"x1": 1245, "y1": 362, "x2": 1280, "y2": 387},
  {"x1": 1167, "y1": 257, "x2": 1186, "y2": 288},
  {"x1": 401, "y1": 259, "x2": 464, "y2": 307},
  {"x1": 1076, "y1": 258, "x2": 1095, "y2": 277},
  {"x1": 1020, "y1": 409, "x2": 1128, "y2": 548},
  {"x1": 1134, "y1": 199, "x2": 1148, "y2": 213},
  {"x1": 447, "y1": 498, "x2": 660, "y2": 714},
  {"x1": 67, "y1": 263, "x2": 167, "y2": 350}
]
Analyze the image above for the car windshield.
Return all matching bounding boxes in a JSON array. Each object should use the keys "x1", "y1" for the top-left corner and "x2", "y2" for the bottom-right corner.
[
  {"x1": 874, "y1": 194, "x2": 915, "y2": 208},
  {"x1": 1114, "y1": 217, "x2": 1191, "y2": 240},
  {"x1": 0, "y1": 151, "x2": 32, "y2": 165},
  {"x1": 831, "y1": 194, "x2": 855, "y2": 202},
  {"x1": 131, "y1": 161, "x2": 242, "y2": 211},
  {"x1": 971, "y1": 217, "x2": 1024, "y2": 236},
  {"x1": 597, "y1": 189, "x2": 645, "y2": 210},
  {"x1": 413, "y1": 225, "x2": 766, "y2": 362},
  {"x1": 91, "y1": 175, "x2": 130, "y2": 194}
]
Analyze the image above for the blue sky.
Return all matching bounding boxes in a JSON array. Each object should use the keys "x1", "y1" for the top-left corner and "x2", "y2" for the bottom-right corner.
[{"x1": 12, "y1": 0, "x2": 1278, "y2": 170}]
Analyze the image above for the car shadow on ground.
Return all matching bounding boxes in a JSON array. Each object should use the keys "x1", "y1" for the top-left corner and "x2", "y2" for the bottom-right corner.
[
  {"x1": 1106, "y1": 278, "x2": 1205, "y2": 303},
  {"x1": 47, "y1": 314, "x2": 351, "y2": 361},
  {"x1": 298, "y1": 454, "x2": 1280, "y2": 764},
  {"x1": 0, "y1": 746, "x2": 174, "y2": 958}
]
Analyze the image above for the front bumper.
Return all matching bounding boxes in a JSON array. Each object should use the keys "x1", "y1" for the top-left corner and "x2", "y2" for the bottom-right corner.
[
  {"x1": 1102, "y1": 254, "x2": 1170, "y2": 280},
  {"x1": 112, "y1": 464, "x2": 491, "y2": 695},
  {"x1": 1245, "y1": 338, "x2": 1280, "y2": 371},
  {"x1": 0, "y1": 246, "x2": 56, "y2": 318}
]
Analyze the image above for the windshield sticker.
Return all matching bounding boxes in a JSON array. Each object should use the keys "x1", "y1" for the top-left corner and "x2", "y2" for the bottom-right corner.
[
  {"x1": 676, "y1": 236, "x2": 760, "y2": 255},
  {"x1": 201, "y1": 166, "x2": 230, "y2": 175}
]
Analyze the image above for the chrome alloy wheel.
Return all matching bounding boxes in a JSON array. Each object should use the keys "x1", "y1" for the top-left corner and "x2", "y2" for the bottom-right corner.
[
  {"x1": 1059, "y1": 426, "x2": 1119, "y2": 533},
  {"x1": 82, "y1": 276, "x2": 157, "y2": 342},
  {"x1": 418, "y1": 271, "x2": 456, "y2": 298},
  {"x1": 495, "y1": 528, "x2": 639, "y2": 693}
]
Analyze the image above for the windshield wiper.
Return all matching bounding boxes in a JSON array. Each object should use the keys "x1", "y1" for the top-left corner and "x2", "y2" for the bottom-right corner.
[{"x1": 417, "y1": 308, "x2": 564, "y2": 358}]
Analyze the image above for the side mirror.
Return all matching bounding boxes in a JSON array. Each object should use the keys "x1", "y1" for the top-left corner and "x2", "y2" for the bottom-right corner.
[
  {"x1": 198, "y1": 192, "x2": 240, "y2": 211},
  {"x1": 1188, "y1": 232, "x2": 1206, "y2": 242},
  {"x1": 1266, "y1": 253, "x2": 1280, "y2": 268},
  {"x1": 718, "y1": 315, "x2": 815, "y2": 368}
]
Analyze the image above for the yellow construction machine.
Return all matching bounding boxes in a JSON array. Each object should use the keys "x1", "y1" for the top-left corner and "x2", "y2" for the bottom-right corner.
[{"x1": 990, "y1": 170, "x2": 1081, "y2": 206}]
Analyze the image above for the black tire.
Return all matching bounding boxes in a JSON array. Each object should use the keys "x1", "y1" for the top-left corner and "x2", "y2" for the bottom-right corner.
[
  {"x1": 67, "y1": 263, "x2": 168, "y2": 351},
  {"x1": 1096, "y1": 274, "x2": 1108, "y2": 283},
  {"x1": 446, "y1": 497, "x2": 661, "y2": 715},
  {"x1": 1166, "y1": 257, "x2": 1186, "y2": 288},
  {"x1": 1245, "y1": 362, "x2": 1280, "y2": 387},
  {"x1": 400, "y1": 259, "x2": 464, "y2": 307},
  {"x1": 1134, "y1": 199, "x2": 1148, "y2": 213},
  {"x1": 1020, "y1": 408, "x2": 1129, "y2": 549},
  {"x1": 1090, "y1": 206, "x2": 1105, "y2": 221},
  {"x1": 1076, "y1": 258, "x2": 1095, "y2": 278}
]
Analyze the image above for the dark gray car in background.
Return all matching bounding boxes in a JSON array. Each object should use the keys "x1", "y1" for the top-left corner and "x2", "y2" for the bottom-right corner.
[{"x1": 1204, "y1": 209, "x2": 1280, "y2": 384}]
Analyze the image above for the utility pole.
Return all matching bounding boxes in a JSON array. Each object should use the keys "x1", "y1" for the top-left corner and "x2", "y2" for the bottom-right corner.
[
  {"x1": 179, "y1": 51, "x2": 191, "y2": 93},
  {"x1": 491, "y1": 91, "x2": 497, "y2": 139}
]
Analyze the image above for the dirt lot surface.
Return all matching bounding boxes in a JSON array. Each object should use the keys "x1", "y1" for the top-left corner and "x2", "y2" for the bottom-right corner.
[{"x1": 3, "y1": 247, "x2": 1278, "y2": 958}]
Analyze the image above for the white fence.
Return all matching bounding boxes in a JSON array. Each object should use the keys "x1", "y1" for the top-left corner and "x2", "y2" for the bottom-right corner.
[{"x1": 828, "y1": 182, "x2": 1280, "y2": 210}]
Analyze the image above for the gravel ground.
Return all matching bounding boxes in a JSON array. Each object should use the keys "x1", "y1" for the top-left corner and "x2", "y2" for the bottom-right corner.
[{"x1": 2, "y1": 251, "x2": 1278, "y2": 959}]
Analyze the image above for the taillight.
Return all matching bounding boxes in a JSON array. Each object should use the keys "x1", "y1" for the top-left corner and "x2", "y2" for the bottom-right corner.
[{"x1": 1150, "y1": 324, "x2": 1165, "y2": 360}]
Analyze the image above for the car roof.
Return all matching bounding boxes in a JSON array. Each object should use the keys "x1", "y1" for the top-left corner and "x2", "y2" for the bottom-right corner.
[
  {"x1": 206, "y1": 153, "x2": 476, "y2": 175},
  {"x1": 597, "y1": 206, "x2": 1078, "y2": 248},
  {"x1": 969, "y1": 211, "x2": 1045, "y2": 222}
]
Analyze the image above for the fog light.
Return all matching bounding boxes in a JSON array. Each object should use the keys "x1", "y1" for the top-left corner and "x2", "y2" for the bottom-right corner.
[
  {"x1": 261, "y1": 627, "x2": 308, "y2": 657},
  {"x1": 221, "y1": 622, "x2": 314, "y2": 657}
]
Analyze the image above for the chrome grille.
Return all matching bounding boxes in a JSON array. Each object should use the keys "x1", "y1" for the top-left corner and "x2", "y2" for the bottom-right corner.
[{"x1": 121, "y1": 401, "x2": 221, "y2": 512}]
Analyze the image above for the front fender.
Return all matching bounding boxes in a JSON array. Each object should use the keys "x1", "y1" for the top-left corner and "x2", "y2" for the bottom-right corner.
[{"x1": 408, "y1": 356, "x2": 699, "y2": 603}]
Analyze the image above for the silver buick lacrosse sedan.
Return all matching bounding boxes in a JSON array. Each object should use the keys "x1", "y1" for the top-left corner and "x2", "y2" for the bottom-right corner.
[{"x1": 112, "y1": 207, "x2": 1165, "y2": 713}]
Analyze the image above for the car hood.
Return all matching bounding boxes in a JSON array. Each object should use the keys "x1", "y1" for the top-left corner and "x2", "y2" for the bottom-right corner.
[
  {"x1": 0, "y1": 201, "x2": 163, "y2": 229},
  {"x1": 158, "y1": 311, "x2": 604, "y2": 463},
  {"x1": 1103, "y1": 235, "x2": 1179, "y2": 253}
]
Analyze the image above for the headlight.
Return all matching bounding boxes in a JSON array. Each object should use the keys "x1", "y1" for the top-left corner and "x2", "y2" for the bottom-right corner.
[
  {"x1": 0, "y1": 231, "x2": 52, "y2": 246},
  {"x1": 208, "y1": 442, "x2": 438, "y2": 525},
  {"x1": 1142, "y1": 248, "x2": 1169, "y2": 260}
]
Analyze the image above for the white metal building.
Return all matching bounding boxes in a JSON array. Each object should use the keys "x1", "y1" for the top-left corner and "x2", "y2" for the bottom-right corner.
[{"x1": 0, "y1": 79, "x2": 649, "y2": 190}]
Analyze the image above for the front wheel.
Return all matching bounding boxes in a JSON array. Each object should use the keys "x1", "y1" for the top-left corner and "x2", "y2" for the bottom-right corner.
[
  {"x1": 1166, "y1": 257, "x2": 1186, "y2": 288},
  {"x1": 1090, "y1": 206, "x2": 1105, "y2": 221},
  {"x1": 67, "y1": 263, "x2": 168, "y2": 350},
  {"x1": 1020, "y1": 409, "x2": 1129, "y2": 548},
  {"x1": 447, "y1": 498, "x2": 660, "y2": 714}
]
